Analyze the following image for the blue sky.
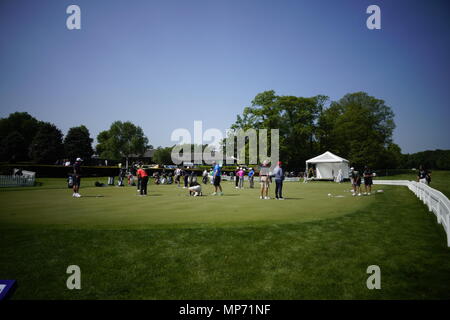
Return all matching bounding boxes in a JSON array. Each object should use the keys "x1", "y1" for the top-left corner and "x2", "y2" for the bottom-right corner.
[{"x1": 0, "y1": 0, "x2": 449, "y2": 153}]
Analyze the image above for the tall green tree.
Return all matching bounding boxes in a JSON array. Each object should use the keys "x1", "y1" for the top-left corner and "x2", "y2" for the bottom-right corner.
[
  {"x1": 230, "y1": 90, "x2": 328, "y2": 169},
  {"x1": 0, "y1": 112, "x2": 40, "y2": 162},
  {"x1": 152, "y1": 146, "x2": 174, "y2": 165},
  {"x1": 317, "y1": 92, "x2": 395, "y2": 168},
  {"x1": 96, "y1": 121, "x2": 149, "y2": 166},
  {"x1": 64, "y1": 125, "x2": 94, "y2": 161},
  {"x1": 29, "y1": 122, "x2": 64, "y2": 164},
  {"x1": 0, "y1": 131, "x2": 27, "y2": 162}
]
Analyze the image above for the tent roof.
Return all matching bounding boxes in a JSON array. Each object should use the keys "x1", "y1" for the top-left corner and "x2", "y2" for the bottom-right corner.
[{"x1": 306, "y1": 151, "x2": 349, "y2": 164}]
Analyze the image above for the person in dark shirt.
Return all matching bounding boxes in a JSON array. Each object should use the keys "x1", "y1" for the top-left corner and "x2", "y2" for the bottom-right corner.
[
  {"x1": 183, "y1": 169, "x2": 189, "y2": 188},
  {"x1": 188, "y1": 180, "x2": 202, "y2": 196},
  {"x1": 137, "y1": 166, "x2": 149, "y2": 196},
  {"x1": 417, "y1": 165, "x2": 431, "y2": 185},
  {"x1": 363, "y1": 166, "x2": 374, "y2": 195},
  {"x1": 72, "y1": 158, "x2": 82, "y2": 197},
  {"x1": 350, "y1": 167, "x2": 362, "y2": 196}
]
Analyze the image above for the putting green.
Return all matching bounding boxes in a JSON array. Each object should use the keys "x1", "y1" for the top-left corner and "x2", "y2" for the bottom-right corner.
[{"x1": 0, "y1": 179, "x2": 378, "y2": 228}]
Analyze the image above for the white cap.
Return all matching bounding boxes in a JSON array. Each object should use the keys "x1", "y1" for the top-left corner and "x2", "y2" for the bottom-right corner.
[
  {"x1": 350, "y1": 167, "x2": 354, "y2": 170},
  {"x1": 76, "y1": 158, "x2": 82, "y2": 161}
]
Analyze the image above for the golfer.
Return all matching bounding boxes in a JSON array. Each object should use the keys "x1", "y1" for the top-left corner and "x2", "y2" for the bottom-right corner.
[
  {"x1": 188, "y1": 180, "x2": 203, "y2": 196},
  {"x1": 237, "y1": 167, "x2": 244, "y2": 189},
  {"x1": 132, "y1": 164, "x2": 140, "y2": 192},
  {"x1": 212, "y1": 161, "x2": 223, "y2": 196},
  {"x1": 350, "y1": 167, "x2": 362, "y2": 196},
  {"x1": 234, "y1": 166, "x2": 239, "y2": 189},
  {"x1": 259, "y1": 160, "x2": 270, "y2": 199},
  {"x1": 174, "y1": 167, "x2": 181, "y2": 187},
  {"x1": 137, "y1": 166, "x2": 149, "y2": 196},
  {"x1": 72, "y1": 158, "x2": 82, "y2": 198},
  {"x1": 273, "y1": 161, "x2": 285, "y2": 200},
  {"x1": 363, "y1": 166, "x2": 373, "y2": 195},
  {"x1": 248, "y1": 168, "x2": 255, "y2": 188}
]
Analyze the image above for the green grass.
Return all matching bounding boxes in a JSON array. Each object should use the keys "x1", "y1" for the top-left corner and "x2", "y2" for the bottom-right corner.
[{"x1": 1, "y1": 175, "x2": 449, "y2": 299}]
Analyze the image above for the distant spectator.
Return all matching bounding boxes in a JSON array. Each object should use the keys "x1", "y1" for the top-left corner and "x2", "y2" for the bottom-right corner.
[{"x1": 417, "y1": 165, "x2": 431, "y2": 185}]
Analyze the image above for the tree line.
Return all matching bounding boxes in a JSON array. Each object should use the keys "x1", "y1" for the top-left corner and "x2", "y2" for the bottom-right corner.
[
  {"x1": 228, "y1": 91, "x2": 401, "y2": 170},
  {"x1": 1, "y1": 90, "x2": 449, "y2": 170},
  {"x1": 0, "y1": 112, "x2": 149, "y2": 164}
]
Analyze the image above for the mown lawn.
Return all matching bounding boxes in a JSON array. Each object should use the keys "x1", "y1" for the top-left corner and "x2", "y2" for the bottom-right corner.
[{"x1": 0, "y1": 174, "x2": 449, "y2": 299}]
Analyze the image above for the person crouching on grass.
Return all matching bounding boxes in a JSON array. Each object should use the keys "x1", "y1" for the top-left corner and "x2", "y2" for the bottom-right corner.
[
  {"x1": 188, "y1": 180, "x2": 203, "y2": 196},
  {"x1": 72, "y1": 157, "x2": 83, "y2": 198},
  {"x1": 137, "y1": 166, "x2": 149, "y2": 196},
  {"x1": 259, "y1": 160, "x2": 271, "y2": 199}
]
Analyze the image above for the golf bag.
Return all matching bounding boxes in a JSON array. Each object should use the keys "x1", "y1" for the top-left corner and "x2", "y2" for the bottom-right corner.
[
  {"x1": 108, "y1": 176, "x2": 114, "y2": 185},
  {"x1": 68, "y1": 175, "x2": 74, "y2": 188},
  {"x1": 118, "y1": 168, "x2": 126, "y2": 186}
]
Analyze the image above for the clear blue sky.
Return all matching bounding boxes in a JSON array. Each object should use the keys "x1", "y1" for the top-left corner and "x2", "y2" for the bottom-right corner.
[{"x1": 0, "y1": 0, "x2": 449, "y2": 153}]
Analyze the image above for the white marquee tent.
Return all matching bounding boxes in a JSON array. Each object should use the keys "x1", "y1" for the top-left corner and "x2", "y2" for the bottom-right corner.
[{"x1": 306, "y1": 151, "x2": 350, "y2": 180}]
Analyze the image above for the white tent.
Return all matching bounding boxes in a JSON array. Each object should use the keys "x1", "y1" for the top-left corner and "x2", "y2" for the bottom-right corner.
[{"x1": 306, "y1": 151, "x2": 349, "y2": 180}]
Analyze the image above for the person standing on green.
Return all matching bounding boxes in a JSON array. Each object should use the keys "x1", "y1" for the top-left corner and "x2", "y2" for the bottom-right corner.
[
  {"x1": 248, "y1": 168, "x2": 255, "y2": 188},
  {"x1": 72, "y1": 158, "x2": 83, "y2": 198},
  {"x1": 212, "y1": 161, "x2": 223, "y2": 196},
  {"x1": 273, "y1": 161, "x2": 285, "y2": 200}
]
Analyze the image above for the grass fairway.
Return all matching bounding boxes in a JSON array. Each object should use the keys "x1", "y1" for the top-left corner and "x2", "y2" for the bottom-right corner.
[{"x1": 1, "y1": 176, "x2": 450, "y2": 299}]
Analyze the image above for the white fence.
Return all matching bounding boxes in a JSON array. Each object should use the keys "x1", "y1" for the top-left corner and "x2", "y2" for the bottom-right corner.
[
  {"x1": 375, "y1": 180, "x2": 450, "y2": 247},
  {"x1": 0, "y1": 175, "x2": 36, "y2": 187}
]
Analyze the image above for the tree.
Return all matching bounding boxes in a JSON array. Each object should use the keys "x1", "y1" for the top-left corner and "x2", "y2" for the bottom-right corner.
[
  {"x1": 0, "y1": 131, "x2": 27, "y2": 162},
  {"x1": 96, "y1": 121, "x2": 149, "y2": 166},
  {"x1": 405, "y1": 149, "x2": 450, "y2": 170},
  {"x1": 230, "y1": 90, "x2": 328, "y2": 169},
  {"x1": 29, "y1": 122, "x2": 64, "y2": 163},
  {"x1": 152, "y1": 146, "x2": 174, "y2": 165},
  {"x1": 0, "y1": 112, "x2": 40, "y2": 162},
  {"x1": 64, "y1": 125, "x2": 94, "y2": 161},
  {"x1": 317, "y1": 92, "x2": 395, "y2": 168}
]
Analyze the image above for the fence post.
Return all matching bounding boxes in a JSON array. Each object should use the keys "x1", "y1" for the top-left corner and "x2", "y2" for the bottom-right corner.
[{"x1": 447, "y1": 213, "x2": 450, "y2": 247}]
